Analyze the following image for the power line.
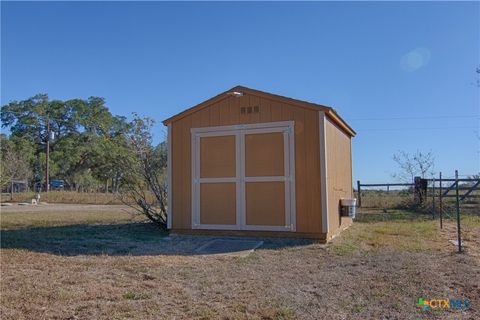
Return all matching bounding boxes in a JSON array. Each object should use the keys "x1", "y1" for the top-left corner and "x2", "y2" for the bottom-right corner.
[
  {"x1": 349, "y1": 115, "x2": 479, "y2": 121},
  {"x1": 357, "y1": 126, "x2": 478, "y2": 131}
]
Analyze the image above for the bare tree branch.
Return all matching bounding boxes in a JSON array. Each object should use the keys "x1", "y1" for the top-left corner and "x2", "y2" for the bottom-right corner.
[
  {"x1": 392, "y1": 150, "x2": 435, "y2": 182},
  {"x1": 120, "y1": 114, "x2": 168, "y2": 229}
]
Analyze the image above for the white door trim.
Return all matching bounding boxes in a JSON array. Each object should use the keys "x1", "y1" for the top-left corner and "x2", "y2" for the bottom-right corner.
[
  {"x1": 191, "y1": 121, "x2": 294, "y2": 134},
  {"x1": 236, "y1": 131, "x2": 243, "y2": 228},
  {"x1": 191, "y1": 130, "x2": 238, "y2": 228},
  {"x1": 191, "y1": 121, "x2": 296, "y2": 232},
  {"x1": 319, "y1": 111, "x2": 329, "y2": 234}
]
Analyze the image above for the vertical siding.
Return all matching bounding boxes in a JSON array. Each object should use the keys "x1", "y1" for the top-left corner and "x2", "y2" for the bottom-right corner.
[
  {"x1": 171, "y1": 93, "x2": 323, "y2": 234},
  {"x1": 325, "y1": 118, "x2": 353, "y2": 235}
]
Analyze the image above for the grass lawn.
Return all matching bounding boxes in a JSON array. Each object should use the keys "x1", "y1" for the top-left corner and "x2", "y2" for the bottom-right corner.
[{"x1": 1, "y1": 205, "x2": 479, "y2": 319}]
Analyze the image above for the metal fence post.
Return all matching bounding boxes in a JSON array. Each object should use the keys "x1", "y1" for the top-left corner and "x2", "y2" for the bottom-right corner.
[
  {"x1": 432, "y1": 177, "x2": 435, "y2": 219},
  {"x1": 357, "y1": 180, "x2": 361, "y2": 207},
  {"x1": 455, "y1": 170, "x2": 462, "y2": 253},
  {"x1": 439, "y1": 172, "x2": 443, "y2": 229}
]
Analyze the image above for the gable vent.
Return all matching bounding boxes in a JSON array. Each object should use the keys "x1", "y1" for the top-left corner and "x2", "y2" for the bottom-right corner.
[{"x1": 241, "y1": 106, "x2": 260, "y2": 114}]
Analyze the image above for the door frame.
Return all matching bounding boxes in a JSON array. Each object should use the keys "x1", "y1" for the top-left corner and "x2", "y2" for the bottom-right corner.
[{"x1": 191, "y1": 121, "x2": 296, "y2": 232}]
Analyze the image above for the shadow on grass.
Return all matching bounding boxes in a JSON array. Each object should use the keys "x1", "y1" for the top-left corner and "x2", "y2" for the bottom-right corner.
[{"x1": 0, "y1": 222, "x2": 313, "y2": 256}]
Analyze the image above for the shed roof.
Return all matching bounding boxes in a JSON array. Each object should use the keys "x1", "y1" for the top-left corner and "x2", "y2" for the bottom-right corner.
[{"x1": 162, "y1": 86, "x2": 356, "y2": 137}]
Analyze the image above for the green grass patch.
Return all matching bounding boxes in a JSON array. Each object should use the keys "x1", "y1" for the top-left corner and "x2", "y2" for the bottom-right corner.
[
  {"x1": 234, "y1": 252, "x2": 260, "y2": 264},
  {"x1": 196, "y1": 307, "x2": 217, "y2": 320},
  {"x1": 330, "y1": 210, "x2": 440, "y2": 254},
  {"x1": 329, "y1": 242, "x2": 360, "y2": 256},
  {"x1": 122, "y1": 291, "x2": 151, "y2": 300},
  {"x1": 273, "y1": 306, "x2": 295, "y2": 320},
  {"x1": 365, "y1": 220, "x2": 437, "y2": 252},
  {"x1": 355, "y1": 209, "x2": 430, "y2": 223},
  {"x1": 370, "y1": 220, "x2": 435, "y2": 237},
  {"x1": 461, "y1": 214, "x2": 480, "y2": 228}
]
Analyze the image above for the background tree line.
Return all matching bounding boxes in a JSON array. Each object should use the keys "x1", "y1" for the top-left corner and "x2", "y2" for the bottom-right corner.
[
  {"x1": 2, "y1": 94, "x2": 154, "y2": 190},
  {"x1": 1, "y1": 94, "x2": 167, "y2": 228}
]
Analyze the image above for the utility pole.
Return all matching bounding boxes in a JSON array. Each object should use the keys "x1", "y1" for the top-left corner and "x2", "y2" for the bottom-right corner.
[{"x1": 45, "y1": 119, "x2": 50, "y2": 192}]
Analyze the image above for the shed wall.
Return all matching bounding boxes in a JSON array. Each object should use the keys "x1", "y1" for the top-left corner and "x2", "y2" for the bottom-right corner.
[
  {"x1": 170, "y1": 93, "x2": 323, "y2": 234},
  {"x1": 325, "y1": 118, "x2": 353, "y2": 236}
]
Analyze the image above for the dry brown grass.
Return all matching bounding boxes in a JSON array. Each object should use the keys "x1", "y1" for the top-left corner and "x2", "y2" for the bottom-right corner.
[
  {"x1": 356, "y1": 192, "x2": 413, "y2": 209},
  {"x1": 357, "y1": 191, "x2": 480, "y2": 217},
  {"x1": 1, "y1": 205, "x2": 479, "y2": 319},
  {"x1": 0, "y1": 204, "x2": 141, "y2": 229},
  {"x1": 2, "y1": 191, "x2": 124, "y2": 205}
]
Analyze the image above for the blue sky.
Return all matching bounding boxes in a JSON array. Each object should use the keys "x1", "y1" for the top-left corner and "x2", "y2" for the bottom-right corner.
[{"x1": 1, "y1": 1, "x2": 479, "y2": 182}]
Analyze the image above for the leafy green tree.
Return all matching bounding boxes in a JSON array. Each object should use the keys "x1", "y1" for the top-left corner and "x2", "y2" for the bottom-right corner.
[
  {"x1": 2, "y1": 93, "x2": 170, "y2": 226},
  {"x1": 1, "y1": 94, "x2": 135, "y2": 189}
]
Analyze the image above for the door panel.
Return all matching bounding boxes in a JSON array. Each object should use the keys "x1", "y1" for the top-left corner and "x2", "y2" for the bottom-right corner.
[
  {"x1": 200, "y1": 135, "x2": 236, "y2": 178},
  {"x1": 244, "y1": 130, "x2": 289, "y2": 229},
  {"x1": 198, "y1": 134, "x2": 237, "y2": 227},
  {"x1": 245, "y1": 132, "x2": 284, "y2": 177},
  {"x1": 245, "y1": 181, "x2": 285, "y2": 226},
  {"x1": 200, "y1": 183, "x2": 236, "y2": 225}
]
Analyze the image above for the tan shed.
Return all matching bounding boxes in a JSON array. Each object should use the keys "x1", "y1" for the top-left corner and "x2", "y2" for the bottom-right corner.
[{"x1": 163, "y1": 86, "x2": 356, "y2": 241}]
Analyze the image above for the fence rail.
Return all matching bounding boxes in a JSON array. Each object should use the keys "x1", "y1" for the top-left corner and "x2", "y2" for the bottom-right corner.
[
  {"x1": 358, "y1": 183, "x2": 413, "y2": 187},
  {"x1": 357, "y1": 171, "x2": 478, "y2": 253},
  {"x1": 357, "y1": 174, "x2": 479, "y2": 207}
]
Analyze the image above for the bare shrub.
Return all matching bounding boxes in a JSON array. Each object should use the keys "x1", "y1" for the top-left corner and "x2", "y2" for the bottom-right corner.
[
  {"x1": 120, "y1": 114, "x2": 168, "y2": 229},
  {"x1": 0, "y1": 142, "x2": 32, "y2": 188}
]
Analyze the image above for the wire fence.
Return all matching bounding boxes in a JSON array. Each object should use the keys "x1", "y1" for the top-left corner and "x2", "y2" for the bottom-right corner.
[{"x1": 356, "y1": 171, "x2": 479, "y2": 253}]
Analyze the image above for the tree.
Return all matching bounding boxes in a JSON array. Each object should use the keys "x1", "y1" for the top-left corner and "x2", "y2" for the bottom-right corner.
[
  {"x1": 121, "y1": 114, "x2": 168, "y2": 229},
  {"x1": 1, "y1": 94, "x2": 134, "y2": 189},
  {"x1": 0, "y1": 135, "x2": 32, "y2": 188},
  {"x1": 392, "y1": 150, "x2": 435, "y2": 182}
]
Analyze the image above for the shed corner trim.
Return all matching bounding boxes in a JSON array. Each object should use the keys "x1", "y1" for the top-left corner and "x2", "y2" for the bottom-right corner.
[{"x1": 319, "y1": 111, "x2": 329, "y2": 234}]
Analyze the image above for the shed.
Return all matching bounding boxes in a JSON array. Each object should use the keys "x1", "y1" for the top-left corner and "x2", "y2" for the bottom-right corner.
[{"x1": 163, "y1": 86, "x2": 356, "y2": 241}]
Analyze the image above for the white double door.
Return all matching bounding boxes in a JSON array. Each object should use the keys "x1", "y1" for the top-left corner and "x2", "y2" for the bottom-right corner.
[{"x1": 191, "y1": 121, "x2": 296, "y2": 231}]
